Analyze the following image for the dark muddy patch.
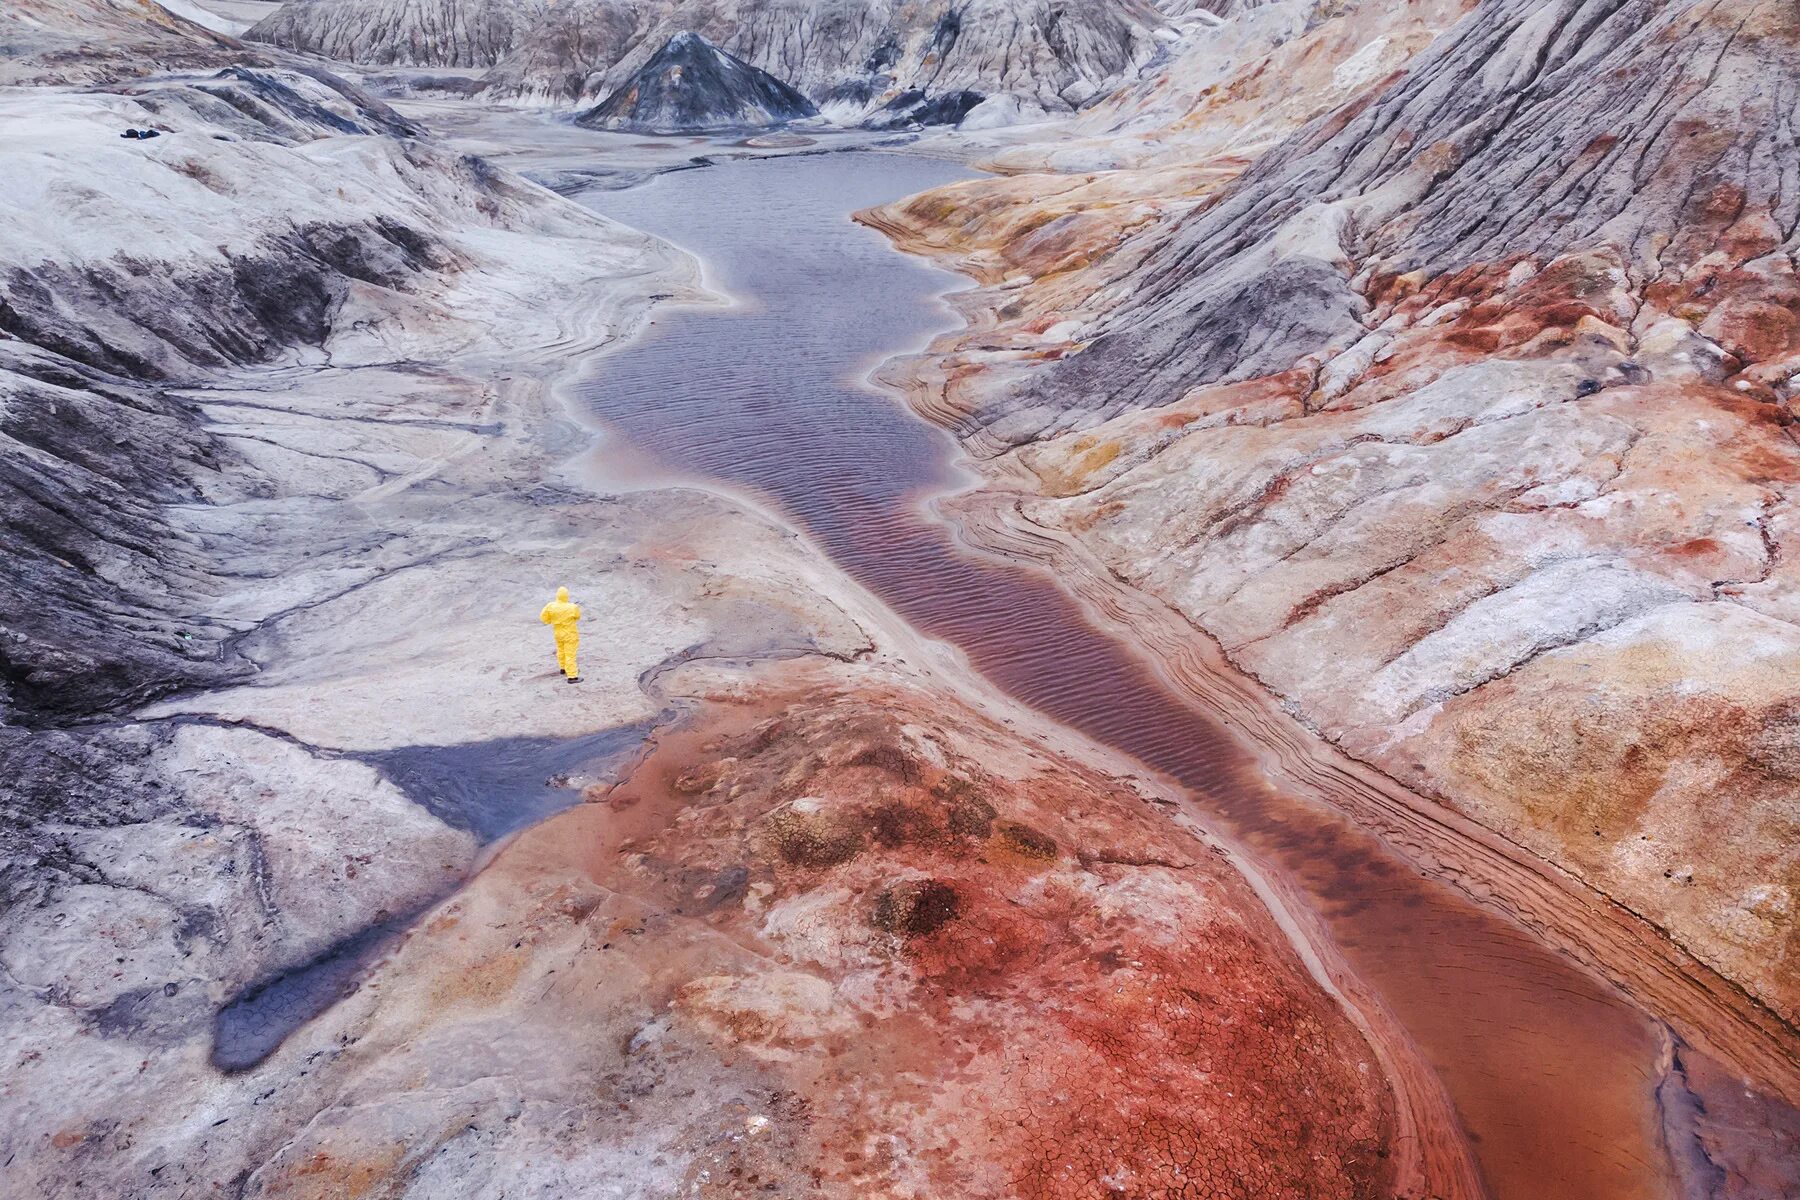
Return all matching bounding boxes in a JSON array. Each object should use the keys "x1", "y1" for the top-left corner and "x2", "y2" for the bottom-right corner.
[
  {"x1": 210, "y1": 913, "x2": 412, "y2": 1072},
  {"x1": 359, "y1": 723, "x2": 653, "y2": 841}
]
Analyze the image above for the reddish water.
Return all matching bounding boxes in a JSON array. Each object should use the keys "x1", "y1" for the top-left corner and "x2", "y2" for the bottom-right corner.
[{"x1": 570, "y1": 150, "x2": 1788, "y2": 1199}]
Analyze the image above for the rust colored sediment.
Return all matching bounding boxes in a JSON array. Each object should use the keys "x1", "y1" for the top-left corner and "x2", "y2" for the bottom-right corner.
[
  {"x1": 863, "y1": 299, "x2": 1800, "y2": 1110},
  {"x1": 293, "y1": 673, "x2": 1426, "y2": 1198},
  {"x1": 961, "y1": 474, "x2": 1800, "y2": 1092},
  {"x1": 566, "y1": 155, "x2": 1792, "y2": 1197}
]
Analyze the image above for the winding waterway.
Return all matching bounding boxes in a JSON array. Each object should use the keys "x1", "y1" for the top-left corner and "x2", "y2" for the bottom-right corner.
[{"x1": 568, "y1": 149, "x2": 1793, "y2": 1200}]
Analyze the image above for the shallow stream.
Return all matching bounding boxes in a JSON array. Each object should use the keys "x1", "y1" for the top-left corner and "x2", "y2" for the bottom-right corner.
[{"x1": 569, "y1": 149, "x2": 1786, "y2": 1200}]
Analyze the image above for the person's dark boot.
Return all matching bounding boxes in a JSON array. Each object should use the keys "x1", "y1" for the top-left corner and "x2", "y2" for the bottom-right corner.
[{"x1": 566, "y1": 676, "x2": 581, "y2": 684}]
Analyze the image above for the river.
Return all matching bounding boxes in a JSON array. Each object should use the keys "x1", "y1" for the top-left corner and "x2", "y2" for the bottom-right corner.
[{"x1": 567, "y1": 148, "x2": 1790, "y2": 1200}]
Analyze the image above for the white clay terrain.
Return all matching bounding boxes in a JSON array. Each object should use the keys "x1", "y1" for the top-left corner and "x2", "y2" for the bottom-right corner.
[
  {"x1": 1, "y1": 0, "x2": 1797, "y2": 1197},
  {"x1": 0, "y1": 3, "x2": 1435, "y2": 1196}
]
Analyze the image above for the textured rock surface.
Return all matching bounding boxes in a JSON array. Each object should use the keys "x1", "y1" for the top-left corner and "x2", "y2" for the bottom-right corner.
[
  {"x1": 112, "y1": 678, "x2": 1395, "y2": 1199},
  {"x1": 871, "y1": 0, "x2": 1800, "y2": 1019},
  {"x1": 248, "y1": 0, "x2": 1173, "y2": 117},
  {"x1": 0, "y1": 719, "x2": 477, "y2": 1057},
  {"x1": 1, "y1": 6, "x2": 1416, "y2": 1195},
  {"x1": 975, "y1": 0, "x2": 1476, "y2": 172},
  {"x1": 0, "y1": 0, "x2": 238, "y2": 84},
  {"x1": 576, "y1": 30, "x2": 817, "y2": 133},
  {"x1": 0, "y1": 70, "x2": 647, "y2": 721}
]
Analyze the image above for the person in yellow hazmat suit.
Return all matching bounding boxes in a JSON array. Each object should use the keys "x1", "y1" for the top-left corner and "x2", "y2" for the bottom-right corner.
[{"x1": 539, "y1": 586, "x2": 582, "y2": 683}]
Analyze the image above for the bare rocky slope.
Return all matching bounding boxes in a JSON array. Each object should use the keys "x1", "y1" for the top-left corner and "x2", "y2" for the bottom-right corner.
[
  {"x1": 0, "y1": 5, "x2": 1440, "y2": 1196},
  {"x1": 870, "y1": 0, "x2": 1800, "y2": 1022},
  {"x1": 575, "y1": 30, "x2": 817, "y2": 132},
  {"x1": 978, "y1": 0, "x2": 1479, "y2": 169},
  {"x1": 246, "y1": 0, "x2": 1174, "y2": 119},
  {"x1": 0, "y1": 0, "x2": 239, "y2": 84},
  {"x1": 0, "y1": 61, "x2": 577, "y2": 722}
]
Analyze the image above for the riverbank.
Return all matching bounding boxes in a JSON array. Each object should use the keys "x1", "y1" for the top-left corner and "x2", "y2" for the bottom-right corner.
[
  {"x1": 2, "y1": 92, "x2": 1439, "y2": 1198},
  {"x1": 0, "y1": 91, "x2": 892, "y2": 1193},
  {"x1": 555, "y1": 143, "x2": 1794, "y2": 1197},
  {"x1": 10, "y1": 2, "x2": 1792, "y2": 1196},
  {"x1": 853, "y1": 0, "x2": 1800, "y2": 1035},
  {"x1": 856, "y1": 161, "x2": 1800, "y2": 1200}
]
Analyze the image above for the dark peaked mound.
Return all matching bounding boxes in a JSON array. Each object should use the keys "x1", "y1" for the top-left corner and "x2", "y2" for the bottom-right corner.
[{"x1": 576, "y1": 31, "x2": 817, "y2": 134}]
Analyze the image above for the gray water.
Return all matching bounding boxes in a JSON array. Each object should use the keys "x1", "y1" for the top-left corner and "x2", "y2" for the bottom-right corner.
[
  {"x1": 211, "y1": 723, "x2": 649, "y2": 1070},
  {"x1": 360, "y1": 723, "x2": 651, "y2": 841}
]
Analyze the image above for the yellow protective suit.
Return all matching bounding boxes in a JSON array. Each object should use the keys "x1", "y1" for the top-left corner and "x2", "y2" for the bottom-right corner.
[{"x1": 539, "y1": 586, "x2": 582, "y2": 679}]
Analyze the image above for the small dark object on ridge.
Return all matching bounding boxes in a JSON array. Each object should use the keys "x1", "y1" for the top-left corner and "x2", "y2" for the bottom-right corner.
[{"x1": 120, "y1": 128, "x2": 162, "y2": 140}]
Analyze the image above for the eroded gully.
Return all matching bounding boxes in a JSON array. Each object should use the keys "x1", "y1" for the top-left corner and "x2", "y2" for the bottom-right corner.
[{"x1": 565, "y1": 149, "x2": 1798, "y2": 1200}]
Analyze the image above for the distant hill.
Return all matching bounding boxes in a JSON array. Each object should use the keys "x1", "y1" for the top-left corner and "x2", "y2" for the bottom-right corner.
[
  {"x1": 247, "y1": 0, "x2": 1170, "y2": 122},
  {"x1": 576, "y1": 31, "x2": 815, "y2": 133}
]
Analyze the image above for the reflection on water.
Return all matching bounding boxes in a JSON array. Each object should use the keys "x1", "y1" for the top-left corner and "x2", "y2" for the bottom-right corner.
[{"x1": 571, "y1": 151, "x2": 1733, "y2": 1200}]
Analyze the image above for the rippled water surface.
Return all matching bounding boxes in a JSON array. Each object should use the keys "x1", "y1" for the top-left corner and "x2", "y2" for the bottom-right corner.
[{"x1": 571, "y1": 150, "x2": 1765, "y2": 1200}]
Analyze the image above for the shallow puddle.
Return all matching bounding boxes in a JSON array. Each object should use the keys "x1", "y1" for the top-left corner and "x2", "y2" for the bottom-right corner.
[
  {"x1": 361, "y1": 722, "x2": 652, "y2": 841},
  {"x1": 210, "y1": 722, "x2": 650, "y2": 1069},
  {"x1": 212, "y1": 913, "x2": 411, "y2": 1072}
]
